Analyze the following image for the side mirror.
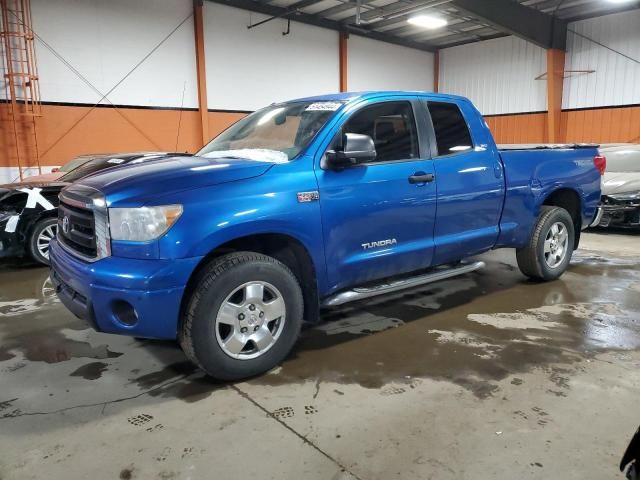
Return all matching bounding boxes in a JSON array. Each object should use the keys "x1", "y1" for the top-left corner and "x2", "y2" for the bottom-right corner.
[{"x1": 326, "y1": 133, "x2": 376, "y2": 168}]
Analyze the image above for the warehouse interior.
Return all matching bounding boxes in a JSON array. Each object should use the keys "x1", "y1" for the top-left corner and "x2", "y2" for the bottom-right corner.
[{"x1": 1, "y1": 0, "x2": 640, "y2": 479}]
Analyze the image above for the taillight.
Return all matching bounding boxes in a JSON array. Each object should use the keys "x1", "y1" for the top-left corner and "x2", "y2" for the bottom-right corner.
[{"x1": 593, "y1": 155, "x2": 606, "y2": 175}]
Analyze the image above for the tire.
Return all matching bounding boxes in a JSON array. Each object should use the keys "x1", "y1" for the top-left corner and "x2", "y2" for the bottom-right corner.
[
  {"x1": 28, "y1": 217, "x2": 57, "y2": 265},
  {"x1": 179, "y1": 251, "x2": 304, "y2": 380},
  {"x1": 516, "y1": 206, "x2": 575, "y2": 281}
]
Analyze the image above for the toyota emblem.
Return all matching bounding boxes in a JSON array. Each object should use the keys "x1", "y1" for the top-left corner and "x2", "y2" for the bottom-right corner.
[{"x1": 62, "y1": 216, "x2": 70, "y2": 234}]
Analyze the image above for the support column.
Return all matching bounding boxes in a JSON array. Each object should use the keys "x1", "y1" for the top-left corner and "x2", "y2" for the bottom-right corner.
[
  {"x1": 339, "y1": 32, "x2": 348, "y2": 92},
  {"x1": 546, "y1": 48, "x2": 565, "y2": 143},
  {"x1": 433, "y1": 50, "x2": 440, "y2": 92},
  {"x1": 193, "y1": 0, "x2": 209, "y2": 146}
]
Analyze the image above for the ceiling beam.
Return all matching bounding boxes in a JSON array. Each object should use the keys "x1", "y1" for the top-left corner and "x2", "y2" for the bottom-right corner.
[
  {"x1": 340, "y1": 0, "x2": 450, "y2": 26},
  {"x1": 311, "y1": 0, "x2": 378, "y2": 20},
  {"x1": 205, "y1": 0, "x2": 436, "y2": 51},
  {"x1": 450, "y1": 0, "x2": 567, "y2": 50},
  {"x1": 552, "y1": 1, "x2": 640, "y2": 22}
]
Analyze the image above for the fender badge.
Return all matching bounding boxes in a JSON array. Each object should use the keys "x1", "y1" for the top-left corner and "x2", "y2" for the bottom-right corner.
[{"x1": 297, "y1": 191, "x2": 319, "y2": 203}]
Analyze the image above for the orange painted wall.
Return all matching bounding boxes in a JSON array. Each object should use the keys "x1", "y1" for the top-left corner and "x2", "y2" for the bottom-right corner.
[
  {"x1": 3, "y1": 103, "x2": 640, "y2": 170},
  {"x1": 562, "y1": 105, "x2": 640, "y2": 144},
  {"x1": 1, "y1": 103, "x2": 247, "y2": 169},
  {"x1": 484, "y1": 113, "x2": 548, "y2": 144},
  {"x1": 485, "y1": 105, "x2": 640, "y2": 144}
]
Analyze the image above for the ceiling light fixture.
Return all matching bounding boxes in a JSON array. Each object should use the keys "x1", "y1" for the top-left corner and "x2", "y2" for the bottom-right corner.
[
  {"x1": 606, "y1": 0, "x2": 634, "y2": 3},
  {"x1": 407, "y1": 15, "x2": 448, "y2": 29}
]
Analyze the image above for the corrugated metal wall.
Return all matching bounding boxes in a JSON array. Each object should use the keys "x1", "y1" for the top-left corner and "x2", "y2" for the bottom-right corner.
[
  {"x1": 485, "y1": 113, "x2": 547, "y2": 144},
  {"x1": 563, "y1": 106, "x2": 640, "y2": 143},
  {"x1": 439, "y1": 36, "x2": 547, "y2": 116},
  {"x1": 348, "y1": 36, "x2": 434, "y2": 92},
  {"x1": 563, "y1": 9, "x2": 640, "y2": 110}
]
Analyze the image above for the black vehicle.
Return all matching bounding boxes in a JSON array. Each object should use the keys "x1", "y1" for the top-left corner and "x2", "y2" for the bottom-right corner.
[{"x1": 0, "y1": 152, "x2": 183, "y2": 265}]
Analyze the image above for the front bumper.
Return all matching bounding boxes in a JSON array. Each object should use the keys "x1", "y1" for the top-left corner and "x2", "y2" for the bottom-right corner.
[
  {"x1": 0, "y1": 219, "x2": 25, "y2": 259},
  {"x1": 592, "y1": 202, "x2": 640, "y2": 228},
  {"x1": 49, "y1": 239, "x2": 203, "y2": 339}
]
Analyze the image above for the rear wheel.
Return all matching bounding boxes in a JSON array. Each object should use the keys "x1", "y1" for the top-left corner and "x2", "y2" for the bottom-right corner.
[
  {"x1": 516, "y1": 206, "x2": 575, "y2": 281},
  {"x1": 28, "y1": 217, "x2": 57, "y2": 265},
  {"x1": 179, "y1": 252, "x2": 303, "y2": 380}
]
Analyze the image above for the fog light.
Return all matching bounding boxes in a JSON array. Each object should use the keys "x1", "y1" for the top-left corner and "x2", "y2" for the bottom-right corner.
[{"x1": 112, "y1": 300, "x2": 138, "y2": 326}]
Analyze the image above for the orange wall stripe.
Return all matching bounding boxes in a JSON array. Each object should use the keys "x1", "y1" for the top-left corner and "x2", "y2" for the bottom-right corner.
[
  {"x1": 484, "y1": 112, "x2": 547, "y2": 144},
  {"x1": 1, "y1": 103, "x2": 246, "y2": 167}
]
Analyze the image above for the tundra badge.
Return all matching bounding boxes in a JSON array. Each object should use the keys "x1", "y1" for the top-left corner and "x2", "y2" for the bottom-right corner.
[{"x1": 362, "y1": 238, "x2": 398, "y2": 250}]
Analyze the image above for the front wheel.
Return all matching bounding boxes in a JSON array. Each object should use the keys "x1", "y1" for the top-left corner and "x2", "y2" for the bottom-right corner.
[
  {"x1": 516, "y1": 206, "x2": 575, "y2": 281},
  {"x1": 28, "y1": 217, "x2": 57, "y2": 265},
  {"x1": 179, "y1": 252, "x2": 303, "y2": 380}
]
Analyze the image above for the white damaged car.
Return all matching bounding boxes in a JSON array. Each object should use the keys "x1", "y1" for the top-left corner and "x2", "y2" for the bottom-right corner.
[{"x1": 594, "y1": 144, "x2": 640, "y2": 228}]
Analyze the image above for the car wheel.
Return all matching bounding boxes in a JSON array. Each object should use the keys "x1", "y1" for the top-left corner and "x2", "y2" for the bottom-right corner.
[
  {"x1": 179, "y1": 251, "x2": 303, "y2": 380},
  {"x1": 516, "y1": 206, "x2": 575, "y2": 281},
  {"x1": 28, "y1": 217, "x2": 58, "y2": 265}
]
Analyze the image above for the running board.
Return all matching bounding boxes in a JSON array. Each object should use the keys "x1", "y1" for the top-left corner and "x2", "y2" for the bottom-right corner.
[{"x1": 321, "y1": 261, "x2": 485, "y2": 308}]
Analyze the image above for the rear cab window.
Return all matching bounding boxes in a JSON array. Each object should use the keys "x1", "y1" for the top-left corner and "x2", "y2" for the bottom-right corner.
[{"x1": 426, "y1": 101, "x2": 474, "y2": 157}]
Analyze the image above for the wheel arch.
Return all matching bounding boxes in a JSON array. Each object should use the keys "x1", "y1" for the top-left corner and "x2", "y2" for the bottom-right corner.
[
  {"x1": 541, "y1": 188, "x2": 582, "y2": 249},
  {"x1": 180, "y1": 233, "x2": 321, "y2": 329}
]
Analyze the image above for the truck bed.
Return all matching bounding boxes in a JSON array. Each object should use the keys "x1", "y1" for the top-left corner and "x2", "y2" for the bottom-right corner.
[{"x1": 497, "y1": 143, "x2": 599, "y2": 151}]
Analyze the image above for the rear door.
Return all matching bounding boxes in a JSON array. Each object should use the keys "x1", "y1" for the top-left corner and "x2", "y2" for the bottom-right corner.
[
  {"x1": 315, "y1": 98, "x2": 437, "y2": 292},
  {"x1": 424, "y1": 100, "x2": 505, "y2": 264}
]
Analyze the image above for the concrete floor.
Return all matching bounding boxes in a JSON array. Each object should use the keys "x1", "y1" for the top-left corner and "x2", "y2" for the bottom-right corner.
[{"x1": 1, "y1": 231, "x2": 639, "y2": 480}]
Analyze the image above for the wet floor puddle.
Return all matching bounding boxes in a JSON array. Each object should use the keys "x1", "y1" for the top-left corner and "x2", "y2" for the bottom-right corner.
[{"x1": 1, "y1": 250, "x2": 639, "y2": 404}]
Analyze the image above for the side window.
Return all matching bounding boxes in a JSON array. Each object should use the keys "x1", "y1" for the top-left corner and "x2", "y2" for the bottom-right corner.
[
  {"x1": 340, "y1": 101, "x2": 419, "y2": 162},
  {"x1": 427, "y1": 101, "x2": 473, "y2": 157}
]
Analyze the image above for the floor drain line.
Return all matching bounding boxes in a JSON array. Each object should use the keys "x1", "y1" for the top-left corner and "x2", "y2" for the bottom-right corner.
[{"x1": 230, "y1": 384, "x2": 362, "y2": 480}]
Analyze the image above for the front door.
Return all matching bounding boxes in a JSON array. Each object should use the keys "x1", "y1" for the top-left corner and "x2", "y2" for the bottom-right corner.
[{"x1": 315, "y1": 99, "x2": 437, "y2": 292}]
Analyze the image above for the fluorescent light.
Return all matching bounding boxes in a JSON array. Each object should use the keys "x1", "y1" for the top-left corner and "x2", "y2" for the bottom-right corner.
[
  {"x1": 407, "y1": 15, "x2": 447, "y2": 29},
  {"x1": 606, "y1": 0, "x2": 633, "y2": 3}
]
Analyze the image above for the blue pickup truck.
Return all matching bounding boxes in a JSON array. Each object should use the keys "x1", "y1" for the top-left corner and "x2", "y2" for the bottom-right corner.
[{"x1": 50, "y1": 92, "x2": 604, "y2": 380}]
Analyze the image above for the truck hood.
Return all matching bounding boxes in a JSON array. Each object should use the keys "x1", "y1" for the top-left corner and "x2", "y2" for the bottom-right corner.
[
  {"x1": 77, "y1": 155, "x2": 276, "y2": 206},
  {"x1": 602, "y1": 172, "x2": 640, "y2": 195}
]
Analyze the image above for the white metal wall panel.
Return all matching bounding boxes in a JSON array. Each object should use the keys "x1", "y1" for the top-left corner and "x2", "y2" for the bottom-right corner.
[
  {"x1": 31, "y1": 0, "x2": 198, "y2": 108},
  {"x1": 439, "y1": 36, "x2": 547, "y2": 115},
  {"x1": 204, "y1": 3, "x2": 339, "y2": 111},
  {"x1": 563, "y1": 9, "x2": 640, "y2": 110},
  {"x1": 348, "y1": 36, "x2": 434, "y2": 92}
]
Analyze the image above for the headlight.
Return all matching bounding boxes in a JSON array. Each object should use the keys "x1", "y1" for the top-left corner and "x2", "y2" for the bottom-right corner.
[{"x1": 109, "y1": 205, "x2": 183, "y2": 242}]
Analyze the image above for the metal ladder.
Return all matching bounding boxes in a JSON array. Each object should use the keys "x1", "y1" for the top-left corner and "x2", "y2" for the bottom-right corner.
[{"x1": 0, "y1": 0, "x2": 41, "y2": 181}]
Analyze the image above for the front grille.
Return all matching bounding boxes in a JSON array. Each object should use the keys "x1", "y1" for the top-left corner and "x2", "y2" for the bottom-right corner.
[
  {"x1": 57, "y1": 185, "x2": 110, "y2": 261},
  {"x1": 58, "y1": 200, "x2": 97, "y2": 258}
]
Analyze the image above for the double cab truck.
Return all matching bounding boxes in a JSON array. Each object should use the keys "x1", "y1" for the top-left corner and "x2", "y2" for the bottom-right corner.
[{"x1": 49, "y1": 92, "x2": 604, "y2": 380}]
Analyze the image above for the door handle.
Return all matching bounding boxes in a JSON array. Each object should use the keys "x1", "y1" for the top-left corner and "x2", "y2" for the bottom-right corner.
[{"x1": 408, "y1": 173, "x2": 435, "y2": 184}]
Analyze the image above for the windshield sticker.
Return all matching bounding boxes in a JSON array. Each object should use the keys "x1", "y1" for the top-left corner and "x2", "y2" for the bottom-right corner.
[
  {"x1": 16, "y1": 187, "x2": 55, "y2": 210},
  {"x1": 107, "y1": 158, "x2": 125, "y2": 164},
  {"x1": 305, "y1": 102, "x2": 342, "y2": 112}
]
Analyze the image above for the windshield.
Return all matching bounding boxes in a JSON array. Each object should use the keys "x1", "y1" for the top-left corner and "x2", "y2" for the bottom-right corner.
[
  {"x1": 58, "y1": 157, "x2": 134, "y2": 183},
  {"x1": 197, "y1": 101, "x2": 342, "y2": 162},
  {"x1": 59, "y1": 155, "x2": 94, "y2": 172}
]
